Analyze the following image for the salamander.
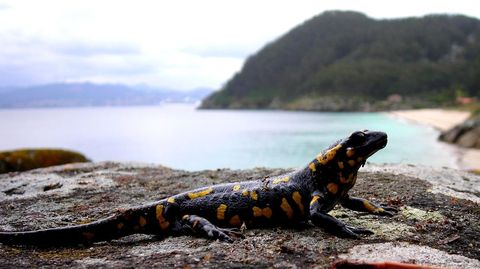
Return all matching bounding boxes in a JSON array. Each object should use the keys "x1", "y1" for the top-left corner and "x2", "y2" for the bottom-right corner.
[{"x1": 0, "y1": 130, "x2": 396, "y2": 246}]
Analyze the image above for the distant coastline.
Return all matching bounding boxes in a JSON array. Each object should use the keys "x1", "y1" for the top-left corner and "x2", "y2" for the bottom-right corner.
[
  {"x1": 0, "y1": 82, "x2": 213, "y2": 108},
  {"x1": 388, "y1": 109, "x2": 480, "y2": 171}
]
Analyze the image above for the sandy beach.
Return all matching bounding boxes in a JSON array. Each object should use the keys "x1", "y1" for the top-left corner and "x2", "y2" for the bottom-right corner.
[
  {"x1": 389, "y1": 109, "x2": 470, "y2": 131},
  {"x1": 389, "y1": 109, "x2": 480, "y2": 170}
]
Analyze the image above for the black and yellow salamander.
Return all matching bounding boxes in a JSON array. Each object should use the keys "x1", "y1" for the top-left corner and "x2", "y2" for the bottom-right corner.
[{"x1": 0, "y1": 130, "x2": 396, "y2": 246}]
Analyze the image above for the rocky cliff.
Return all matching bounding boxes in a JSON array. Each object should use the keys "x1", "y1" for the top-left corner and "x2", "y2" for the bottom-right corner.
[{"x1": 0, "y1": 162, "x2": 479, "y2": 268}]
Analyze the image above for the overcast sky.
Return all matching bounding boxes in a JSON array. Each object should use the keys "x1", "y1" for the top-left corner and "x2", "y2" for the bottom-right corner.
[{"x1": 1, "y1": 1, "x2": 479, "y2": 90}]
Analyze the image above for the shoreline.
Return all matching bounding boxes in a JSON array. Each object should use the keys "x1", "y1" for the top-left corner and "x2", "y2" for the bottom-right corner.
[{"x1": 388, "y1": 109, "x2": 480, "y2": 171}]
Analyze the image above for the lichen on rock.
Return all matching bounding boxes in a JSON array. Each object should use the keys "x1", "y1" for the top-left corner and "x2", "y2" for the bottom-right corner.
[{"x1": 0, "y1": 148, "x2": 90, "y2": 174}]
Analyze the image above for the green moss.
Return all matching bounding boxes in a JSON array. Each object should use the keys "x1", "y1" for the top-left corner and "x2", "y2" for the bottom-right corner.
[
  {"x1": 400, "y1": 206, "x2": 446, "y2": 222},
  {"x1": 331, "y1": 209, "x2": 414, "y2": 240},
  {"x1": 0, "y1": 149, "x2": 90, "y2": 174}
]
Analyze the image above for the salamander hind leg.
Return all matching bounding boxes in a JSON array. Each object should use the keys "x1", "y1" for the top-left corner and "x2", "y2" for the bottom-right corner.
[{"x1": 173, "y1": 215, "x2": 244, "y2": 243}]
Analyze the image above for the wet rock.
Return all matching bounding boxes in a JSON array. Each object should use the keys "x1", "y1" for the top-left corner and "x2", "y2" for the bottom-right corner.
[{"x1": 0, "y1": 162, "x2": 479, "y2": 268}]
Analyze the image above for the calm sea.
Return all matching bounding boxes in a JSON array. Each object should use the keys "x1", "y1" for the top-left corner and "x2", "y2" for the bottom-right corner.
[{"x1": 0, "y1": 104, "x2": 457, "y2": 170}]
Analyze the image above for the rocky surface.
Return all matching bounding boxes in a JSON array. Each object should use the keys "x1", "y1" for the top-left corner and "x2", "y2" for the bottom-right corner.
[{"x1": 0, "y1": 162, "x2": 479, "y2": 268}]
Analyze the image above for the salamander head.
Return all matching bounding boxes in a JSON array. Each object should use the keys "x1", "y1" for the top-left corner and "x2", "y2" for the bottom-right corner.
[
  {"x1": 308, "y1": 130, "x2": 387, "y2": 177},
  {"x1": 342, "y1": 130, "x2": 388, "y2": 165}
]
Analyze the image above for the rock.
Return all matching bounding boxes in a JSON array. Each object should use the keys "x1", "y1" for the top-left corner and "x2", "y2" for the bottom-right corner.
[
  {"x1": 0, "y1": 162, "x2": 479, "y2": 268},
  {"x1": 457, "y1": 127, "x2": 480, "y2": 147},
  {"x1": 338, "y1": 242, "x2": 480, "y2": 269},
  {"x1": 440, "y1": 118, "x2": 480, "y2": 149},
  {"x1": 439, "y1": 125, "x2": 465, "y2": 143},
  {"x1": 0, "y1": 149, "x2": 90, "y2": 174}
]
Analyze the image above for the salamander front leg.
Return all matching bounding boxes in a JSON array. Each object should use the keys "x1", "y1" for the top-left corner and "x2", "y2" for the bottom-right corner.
[
  {"x1": 310, "y1": 210, "x2": 373, "y2": 239},
  {"x1": 341, "y1": 195, "x2": 397, "y2": 216},
  {"x1": 173, "y1": 215, "x2": 243, "y2": 243},
  {"x1": 309, "y1": 195, "x2": 373, "y2": 239}
]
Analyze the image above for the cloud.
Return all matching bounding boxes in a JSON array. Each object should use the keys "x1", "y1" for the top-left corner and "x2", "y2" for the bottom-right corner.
[
  {"x1": 0, "y1": 30, "x2": 243, "y2": 89},
  {"x1": 0, "y1": 0, "x2": 479, "y2": 90},
  {"x1": 0, "y1": 65, "x2": 38, "y2": 86},
  {"x1": 56, "y1": 42, "x2": 141, "y2": 57},
  {"x1": 0, "y1": 3, "x2": 10, "y2": 10},
  {"x1": 1, "y1": 31, "x2": 140, "y2": 57},
  {"x1": 0, "y1": 32, "x2": 157, "y2": 87},
  {"x1": 181, "y1": 44, "x2": 257, "y2": 59}
]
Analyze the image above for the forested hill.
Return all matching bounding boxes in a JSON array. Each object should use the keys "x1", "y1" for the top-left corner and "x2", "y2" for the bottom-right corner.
[{"x1": 200, "y1": 11, "x2": 480, "y2": 111}]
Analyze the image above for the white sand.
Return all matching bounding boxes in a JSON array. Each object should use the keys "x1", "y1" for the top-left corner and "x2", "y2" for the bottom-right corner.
[
  {"x1": 389, "y1": 109, "x2": 480, "y2": 170},
  {"x1": 389, "y1": 109, "x2": 470, "y2": 131},
  {"x1": 461, "y1": 149, "x2": 480, "y2": 171}
]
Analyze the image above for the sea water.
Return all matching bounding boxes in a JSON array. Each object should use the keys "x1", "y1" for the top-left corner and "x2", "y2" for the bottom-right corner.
[{"x1": 0, "y1": 103, "x2": 457, "y2": 170}]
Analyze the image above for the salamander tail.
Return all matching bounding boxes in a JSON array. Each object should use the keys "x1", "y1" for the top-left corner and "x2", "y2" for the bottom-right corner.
[{"x1": 0, "y1": 206, "x2": 161, "y2": 246}]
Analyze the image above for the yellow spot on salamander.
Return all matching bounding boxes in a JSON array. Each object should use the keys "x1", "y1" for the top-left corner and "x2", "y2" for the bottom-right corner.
[
  {"x1": 187, "y1": 187, "x2": 213, "y2": 199},
  {"x1": 363, "y1": 200, "x2": 375, "y2": 211},
  {"x1": 117, "y1": 222, "x2": 124, "y2": 230},
  {"x1": 363, "y1": 200, "x2": 383, "y2": 213},
  {"x1": 252, "y1": 206, "x2": 272, "y2": 218},
  {"x1": 82, "y1": 232, "x2": 95, "y2": 241},
  {"x1": 155, "y1": 204, "x2": 170, "y2": 230},
  {"x1": 347, "y1": 174, "x2": 356, "y2": 184},
  {"x1": 272, "y1": 176, "x2": 289, "y2": 184},
  {"x1": 376, "y1": 208, "x2": 385, "y2": 213},
  {"x1": 263, "y1": 207, "x2": 273, "y2": 218},
  {"x1": 280, "y1": 198, "x2": 294, "y2": 219},
  {"x1": 308, "y1": 162, "x2": 316, "y2": 172},
  {"x1": 252, "y1": 206, "x2": 262, "y2": 217},
  {"x1": 348, "y1": 160, "x2": 356, "y2": 167},
  {"x1": 139, "y1": 216, "x2": 147, "y2": 227},
  {"x1": 327, "y1": 183, "x2": 338, "y2": 194},
  {"x1": 167, "y1": 197, "x2": 175, "y2": 203},
  {"x1": 346, "y1": 148, "x2": 355, "y2": 157},
  {"x1": 242, "y1": 189, "x2": 249, "y2": 196},
  {"x1": 317, "y1": 144, "x2": 342, "y2": 165},
  {"x1": 229, "y1": 215, "x2": 241, "y2": 226},
  {"x1": 292, "y1": 191, "x2": 305, "y2": 215},
  {"x1": 339, "y1": 173, "x2": 348, "y2": 184},
  {"x1": 233, "y1": 185, "x2": 241, "y2": 191},
  {"x1": 250, "y1": 191, "x2": 258, "y2": 200},
  {"x1": 338, "y1": 162, "x2": 344, "y2": 169},
  {"x1": 217, "y1": 204, "x2": 228, "y2": 220},
  {"x1": 310, "y1": 195, "x2": 320, "y2": 206},
  {"x1": 357, "y1": 157, "x2": 363, "y2": 162}
]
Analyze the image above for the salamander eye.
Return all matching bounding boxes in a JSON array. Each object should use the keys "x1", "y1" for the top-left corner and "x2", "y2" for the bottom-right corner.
[{"x1": 349, "y1": 131, "x2": 366, "y2": 145}]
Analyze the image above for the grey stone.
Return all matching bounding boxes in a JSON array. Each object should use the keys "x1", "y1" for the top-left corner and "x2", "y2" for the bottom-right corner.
[{"x1": 440, "y1": 118, "x2": 480, "y2": 149}]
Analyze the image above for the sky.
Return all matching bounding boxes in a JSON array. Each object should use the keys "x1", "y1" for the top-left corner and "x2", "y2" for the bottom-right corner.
[{"x1": 1, "y1": 0, "x2": 480, "y2": 91}]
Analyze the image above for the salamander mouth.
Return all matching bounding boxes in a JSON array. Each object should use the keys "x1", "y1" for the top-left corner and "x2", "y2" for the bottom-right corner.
[
  {"x1": 367, "y1": 137, "x2": 388, "y2": 157},
  {"x1": 355, "y1": 132, "x2": 388, "y2": 159}
]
